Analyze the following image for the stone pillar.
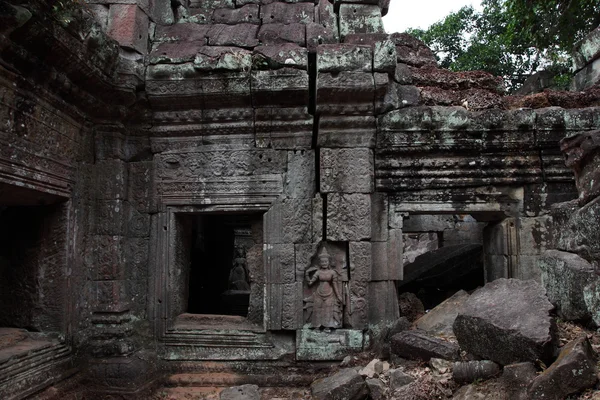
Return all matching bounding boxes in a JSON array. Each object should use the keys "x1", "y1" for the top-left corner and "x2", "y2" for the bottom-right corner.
[
  {"x1": 483, "y1": 218, "x2": 518, "y2": 282},
  {"x1": 85, "y1": 126, "x2": 156, "y2": 395}
]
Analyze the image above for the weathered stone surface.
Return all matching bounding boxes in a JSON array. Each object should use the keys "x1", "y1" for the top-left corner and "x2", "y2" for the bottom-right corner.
[
  {"x1": 253, "y1": 44, "x2": 308, "y2": 69},
  {"x1": 212, "y1": 4, "x2": 260, "y2": 24},
  {"x1": 154, "y1": 23, "x2": 210, "y2": 43},
  {"x1": 368, "y1": 281, "x2": 399, "y2": 324},
  {"x1": 220, "y1": 384, "x2": 260, "y2": 400},
  {"x1": 453, "y1": 278, "x2": 557, "y2": 365},
  {"x1": 365, "y1": 377, "x2": 386, "y2": 400},
  {"x1": 528, "y1": 336, "x2": 598, "y2": 400},
  {"x1": 398, "y1": 292, "x2": 424, "y2": 322},
  {"x1": 257, "y1": 23, "x2": 307, "y2": 46},
  {"x1": 415, "y1": 290, "x2": 469, "y2": 338},
  {"x1": 307, "y1": 23, "x2": 339, "y2": 51},
  {"x1": 555, "y1": 196, "x2": 600, "y2": 261},
  {"x1": 207, "y1": 23, "x2": 259, "y2": 47},
  {"x1": 317, "y1": 44, "x2": 372, "y2": 72},
  {"x1": 453, "y1": 360, "x2": 501, "y2": 383},
  {"x1": 390, "y1": 32, "x2": 437, "y2": 67},
  {"x1": 296, "y1": 326, "x2": 365, "y2": 361},
  {"x1": 338, "y1": 4, "x2": 384, "y2": 40},
  {"x1": 320, "y1": 148, "x2": 374, "y2": 193},
  {"x1": 107, "y1": 4, "x2": 149, "y2": 54},
  {"x1": 390, "y1": 331, "x2": 460, "y2": 362},
  {"x1": 389, "y1": 368, "x2": 415, "y2": 389},
  {"x1": 311, "y1": 368, "x2": 368, "y2": 400},
  {"x1": 374, "y1": 39, "x2": 396, "y2": 72},
  {"x1": 500, "y1": 362, "x2": 538, "y2": 400},
  {"x1": 584, "y1": 280, "x2": 600, "y2": 327},
  {"x1": 260, "y1": 2, "x2": 314, "y2": 24},
  {"x1": 560, "y1": 130, "x2": 600, "y2": 205},
  {"x1": 539, "y1": 250, "x2": 597, "y2": 322},
  {"x1": 327, "y1": 194, "x2": 371, "y2": 241}
]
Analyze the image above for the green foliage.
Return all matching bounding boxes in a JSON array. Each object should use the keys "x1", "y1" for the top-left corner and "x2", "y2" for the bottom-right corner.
[{"x1": 407, "y1": 0, "x2": 599, "y2": 91}]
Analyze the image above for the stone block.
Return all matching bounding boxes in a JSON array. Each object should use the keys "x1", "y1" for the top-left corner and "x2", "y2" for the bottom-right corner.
[
  {"x1": 255, "y1": 107, "x2": 313, "y2": 149},
  {"x1": 94, "y1": 200, "x2": 126, "y2": 235},
  {"x1": 127, "y1": 205, "x2": 150, "y2": 238},
  {"x1": 212, "y1": 4, "x2": 260, "y2": 24},
  {"x1": 207, "y1": 23, "x2": 259, "y2": 47},
  {"x1": 368, "y1": 281, "x2": 399, "y2": 324},
  {"x1": 539, "y1": 250, "x2": 596, "y2": 322},
  {"x1": 251, "y1": 68, "x2": 309, "y2": 107},
  {"x1": 285, "y1": 149, "x2": 315, "y2": 199},
  {"x1": 154, "y1": 23, "x2": 210, "y2": 43},
  {"x1": 555, "y1": 196, "x2": 600, "y2": 259},
  {"x1": 260, "y1": 2, "x2": 314, "y2": 24},
  {"x1": 316, "y1": 71, "x2": 375, "y2": 115},
  {"x1": 91, "y1": 235, "x2": 125, "y2": 281},
  {"x1": 371, "y1": 229, "x2": 403, "y2": 281},
  {"x1": 95, "y1": 160, "x2": 128, "y2": 200},
  {"x1": 317, "y1": 44, "x2": 372, "y2": 72},
  {"x1": 370, "y1": 193, "x2": 388, "y2": 241},
  {"x1": 306, "y1": 23, "x2": 339, "y2": 52},
  {"x1": 253, "y1": 44, "x2": 308, "y2": 70},
  {"x1": 390, "y1": 330, "x2": 460, "y2": 362},
  {"x1": 264, "y1": 243, "x2": 295, "y2": 284},
  {"x1": 560, "y1": 130, "x2": 600, "y2": 205},
  {"x1": 454, "y1": 278, "x2": 557, "y2": 365},
  {"x1": 281, "y1": 282, "x2": 303, "y2": 330},
  {"x1": 107, "y1": 5, "x2": 149, "y2": 54},
  {"x1": 88, "y1": 4, "x2": 110, "y2": 30},
  {"x1": 128, "y1": 161, "x2": 155, "y2": 213},
  {"x1": 327, "y1": 193, "x2": 371, "y2": 241},
  {"x1": 312, "y1": 195, "x2": 323, "y2": 242},
  {"x1": 317, "y1": 115, "x2": 376, "y2": 148},
  {"x1": 311, "y1": 368, "x2": 368, "y2": 400},
  {"x1": 349, "y1": 242, "x2": 371, "y2": 283},
  {"x1": 297, "y1": 329, "x2": 365, "y2": 360},
  {"x1": 189, "y1": 0, "x2": 234, "y2": 9},
  {"x1": 264, "y1": 198, "x2": 313, "y2": 244},
  {"x1": 338, "y1": 4, "x2": 384, "y2": 40},
  {"x1": 295, "y1": 243, "x2": 319, "y2": 281},
  {"x1": 373, "y1": 39, "x2": 396, "y2": 72},
  {"x1": 257, "y1": 23, "x2": 306, "y2": 47},
  {"x1": 320, "y1": 148, "x2": 374, "y2": 193},
  {"x1": 151, "y1": 0, "x2": 174, "y2": 24},
  {"x1": 94, "y1": 280, "x2": 129, "y2": 312},
  {"x1": 415, "y1": 290, "x2": 469, "y2": 338},
  {"x1": 528, "y1": 336, "x2": 598, "y2": 400},
  {"x1": 191, "y1": 47, "x2": 252, "y2": 71}
]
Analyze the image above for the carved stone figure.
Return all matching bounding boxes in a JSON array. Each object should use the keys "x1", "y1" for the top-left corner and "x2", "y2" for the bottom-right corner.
[
  {"x1": 229, "y1": 246, "x2": 250, "y2": 291},
  {"x1": 303, "y1": 247, "x2": 343, "y2": 330}
]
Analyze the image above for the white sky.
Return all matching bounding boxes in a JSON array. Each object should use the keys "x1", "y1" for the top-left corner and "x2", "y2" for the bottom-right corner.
[{"x1": 383, "y1": 0, "x2": 483, "y2": 33}]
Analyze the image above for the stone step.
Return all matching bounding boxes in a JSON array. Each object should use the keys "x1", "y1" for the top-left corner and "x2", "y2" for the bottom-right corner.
[{"x1": 165, "y1": 370, "x2": 317, "y2": 388}]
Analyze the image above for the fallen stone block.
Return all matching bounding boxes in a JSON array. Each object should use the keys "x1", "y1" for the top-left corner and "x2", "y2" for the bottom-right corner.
[
  {"x1": 390, "y1": 330, "x2": 460, "y2": 362},
  {"x1": 528, "y1": 335, "x2": 598, "y2": 400},
  {"x1": 365, "y1": 377, "x2": 386, "y2": 400},
  {"x1": 415, "y1": 289, "x2": 469, "y2": 338},
  {"x1": 453, "y1": 278, "x2": 557, "y2": 365},
  {"x1": 453, "y1": 360, "x2": 501, "y2": 383},
  {"x1": 540, "y1": 249, "x2": 596, "y2": 322},
  {"x1": 499, "y1": 362, "x2": 537, "y2": 400},
  {"x1": 311, "y1": 368, "x2": 368, "y2": 400},
  {"x1": 388, "y1": 368, "x2": 414, "y2": 390}
]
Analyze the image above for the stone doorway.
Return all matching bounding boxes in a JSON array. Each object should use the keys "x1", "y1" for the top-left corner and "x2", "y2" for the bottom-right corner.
[
  {"x1": 0, "y1": 203, "x2": 68, "y2": 333},
  {"x1": 187, "y1": 214, "x2": 261, "y2": 318}
]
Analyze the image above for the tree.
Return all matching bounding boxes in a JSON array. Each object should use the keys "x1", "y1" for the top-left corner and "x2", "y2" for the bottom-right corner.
[{"x1": 407, "y1": 0, "x2": 600, "y2": 91}]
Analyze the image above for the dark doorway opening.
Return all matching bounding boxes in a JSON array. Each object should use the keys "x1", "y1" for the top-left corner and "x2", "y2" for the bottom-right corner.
[
  {"x1": 187, "y1": 214, "x2": 260, "y2": 317},
  {"x1": 0, "y1": 204, "x2": 67, "y2": 332}
]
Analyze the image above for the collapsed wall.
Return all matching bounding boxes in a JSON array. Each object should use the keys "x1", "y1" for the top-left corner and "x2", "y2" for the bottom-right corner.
[{"x1": 0, "y1": 0, "x2": 599, "y2": 398}]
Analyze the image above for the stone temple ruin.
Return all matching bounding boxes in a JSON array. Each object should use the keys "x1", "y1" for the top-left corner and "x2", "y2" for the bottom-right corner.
[{"x1": 0, "y1": 0, "x2": 599, "y2": 398}]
